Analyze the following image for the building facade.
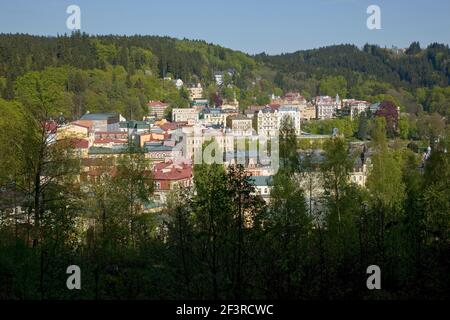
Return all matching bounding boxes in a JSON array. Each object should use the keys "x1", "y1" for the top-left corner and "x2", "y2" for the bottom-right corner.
[
  {"x1": 188, "y1": 83, "x2": 203, "y2": 100},
  {"x1": 172, "y1": 108, "x2": 200, "y2": 123},
  {"x1": 257, "y1": 106, "x2": 301, "y2": 136},
  {"x1": 229, "y1": 115, "x2": 253, "y2": 136},
  {"x1": 314, "y1": 95, "x2": 341, "y2": 120},
  {"x1": 147, "y1": 101, "x2": 169, "y2": 119}
]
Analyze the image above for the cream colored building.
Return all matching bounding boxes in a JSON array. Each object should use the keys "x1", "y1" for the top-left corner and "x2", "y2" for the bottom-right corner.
[
  {"x1": 203, "y1": 109, "x2": 238, "y2": 126},
  {"x1": 343, "y1": 99, "x2": 371, "y2": 119},
  {"x1": 182, "y1": 126, "x2": 234, "y2": 160},
  {"x1": 229, "y1": 115, "x2": 253, "y2": 136},
  {"x1": 172, "y1": 108, "x2": 199, "y2": 123},
  {"x1": 349, "y1": 160, "x2": 371, "y2": 187},
  {"x1": 188, "y1": 83, "x2": 203, "y2": 100},
  {"x1": 221, "y1": 98, "x2": 239, "y2": 110},
  {"x1": 300, "y1": 103, "x2": 317, "y2": 120},
  {"x1": 257, "y1": 108, "x2": 279, "y2": 137},
  {"x1": 57, "y1": 121, "x2": 95, "y2": 144}
]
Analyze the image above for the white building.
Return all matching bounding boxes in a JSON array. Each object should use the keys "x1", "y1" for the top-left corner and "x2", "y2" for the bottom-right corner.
[
  {"x1": 315, "y1": 95, "x2": 341, "y2": 119},
  {"x1": 257, "y1": 106, "x2": 301, "y2": 137},
  {"x1": 279, "y1": 106, "x2": 301, "y2": 135},
  {"x1": 343, "y1": 99, "x2": 371, "y2": 119},
  {"x1": 257, "y1": 108, "x2": 279, "y2": 137},
  {"x1": 173, "y1": 79, "x2": 184, "y2": 90},
  {"x1": 214, "y1": 72, "x2": 224, "y2": 86}
]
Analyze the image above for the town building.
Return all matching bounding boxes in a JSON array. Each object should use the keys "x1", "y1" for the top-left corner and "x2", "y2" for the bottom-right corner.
[
  {"x1": 214, "y1": 69, "x2": 235, "y2": 86},
  {"x1": 188, "y1": 83, "x2": 203, "y2": 100},
  {"x1": 279, "y1": 106, "x2": 302, "y2": 135},
  {"x1": 257, "y1": 105, "x2": 301, "y2": 136},
  {"x1": 57, "y1": 121, "x2": 94, "y2": 143},
  {"x1": 257, "y1": 107, "x2": 280, "y2": 137},
  {"x1": 221, "y1": 97, "x2": 239, "y2": 110},
  {"x1": 173, "y1": 78, "x2": 183, "y2": 90},
  {"x1": 92, "y1": 138, "x2": 128, "y2": 148},
  {"x1": 203, "y1": 108, "x2": 226, "y2": 126},
  {"x1": 244, "y1": 105, "x2": 265, "y2": 119},
  {"x1": 273, "y1": 92, "x2": 308, "y2": 106},
  {"x1": 314, "y1": 95, "x2": 341, "y2": 119},
  {"x1": 343, "y1": 99, "x2": 371, "y2": 119},
  {"x1": 119, "y1": 120, "x2": 151, "y2": 133},
  {"x1": 172, "y1": 108, "x2": 199, "y2": 123},
  {"x1": 147, "y1": 101, "x2": 169, "y2": 119},
  {"x1": 249, "y1": 176, "x2": 273, "y2": 203},
  {"x1": 191, "y1": 99, "x2": 209, "y2": 113},
  {"x1": 181, "y1": 125, "x2": 235, "y2": 160},
  {"x1": 145, "y1": 141, "x2": 183, "y2": 163},
  {"x1": 68, "y1": 138, "x2": 90, "y2": 158},
  {"x1": 299, "y1": 103, "x2": 317, "y2": 120},
  {"x1": 228, "y1": 114, "x2": 253, "y2": 136},
  {"x1": 152, "y1": 161, "x2": 193, "y2": 203},
  {"x1": 203, "y1": 108, "x2": 238, "y2": 126},
  {"x1": 214, "y1": 71, "x2": 224, "y2": 86},
  {"x1": 79, "y1": 112, "x2": 125, "y2": 132}
]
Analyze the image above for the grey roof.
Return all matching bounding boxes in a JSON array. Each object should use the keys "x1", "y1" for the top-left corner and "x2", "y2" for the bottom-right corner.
[
  {"x1": 279, "y1": 106, "x2": 299, "y2": 112},
  {"x1": 249, "y1": 176, "x2": 273, "y2": 187},
  {"x1": 145, "y1": 143, "x2": 175, "y2": 152},
  {"x1": 150, "y1": 127, "x2": 164, "y2": 133},
  {"x1": 230, "y1": 114, "x2": 250, "y2": 120},
  {"x1": 119, "y1": 121, "x2": 150, "y2": 130},
  {"x1": 225, "y1": 150, "x2": 259, "y2": 159},
  {"x1": 80, "y1": 112, "x2": 118, "y2": 121},
  {"x1": 203, "y1": 108, "x2": 223, "y2": 114},
  {"x1": 88, "y1": 146, "x2": 127, "y2": 155}
]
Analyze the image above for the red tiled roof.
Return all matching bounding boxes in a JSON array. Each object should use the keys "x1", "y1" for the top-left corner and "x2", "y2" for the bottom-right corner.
[
  {"x1": 147, "y1": 100, "x2": 168, "y2": 107},
  {"x1": 348, "y1": 100, "x2": 370, "y2": 105},
  {"x1": 159, "y1": 122, "x2": 178, "y2": 131},
  {"x1": 44, "y1": 121, "x2": 58, "y2": 134},
  {"x1": 268, "y1": 104, "x2": 280, "y2": 110},
  {"x1": 153, "y1": 161, "x2": 192, "y2": 181},
  {"x1": 81, "y1": 158, "x2": 114, "y2": 167},
  {"x1": 163, "y1": 140, "x2": 176, "y2": 147},
  {"x1": 94, "y1": 131, "x2": 126, "y2": 135},
  {"x1": 94, "y1": 138, "x2": 128, "y2": 144},
  {"x1": 69, "y1": 138, "x2": 89, "y2": 149},
  {"x1": 72, "y1": 120, "x2": 94, "y2": 130}
]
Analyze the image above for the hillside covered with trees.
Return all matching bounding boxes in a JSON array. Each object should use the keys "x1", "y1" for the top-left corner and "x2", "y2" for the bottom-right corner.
[{"x1": 1, "y1": 34, "x2": 450, "y2": 118}]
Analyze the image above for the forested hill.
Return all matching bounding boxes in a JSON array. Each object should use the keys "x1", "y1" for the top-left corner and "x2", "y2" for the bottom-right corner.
[
  {"x1": 0, "y1": 33, "x2": 264, "y2": 120},
  {"x1": 1, "y1": 33, "x2": 449, "y2": 117},
  {"x1": 256, "y1": 43, "x2": 450, "y2": 89},
  {"x1": 0, "y1": 33, "x2": 258, "y2": 85}
]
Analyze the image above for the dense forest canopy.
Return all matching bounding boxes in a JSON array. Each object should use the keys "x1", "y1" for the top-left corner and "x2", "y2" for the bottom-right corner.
[{"x1": 1, "y1": 33, "x2": 450, "y2": 118}]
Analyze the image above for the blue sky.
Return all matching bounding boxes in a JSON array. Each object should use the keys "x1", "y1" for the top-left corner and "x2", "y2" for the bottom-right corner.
[{"x1": 0, "y1": 0, "x2": 449, "y2": 54}]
